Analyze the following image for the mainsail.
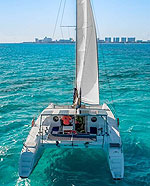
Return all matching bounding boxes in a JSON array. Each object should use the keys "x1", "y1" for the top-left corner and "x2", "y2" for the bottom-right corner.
[{"x1": 76, "y1": 0, "x2": 99, "y2": 105}]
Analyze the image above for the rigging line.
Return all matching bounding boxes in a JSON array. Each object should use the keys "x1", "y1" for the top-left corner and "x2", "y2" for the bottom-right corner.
[
  {"x1": 101, "y1": 45, "x2": 117, "y2": 115},
  {"x1": 60, "y1": 0, "x2": 67, "y2": 39},
  {"x1": 46, "y1": 1, "x2": 63, "y2": 74},
  {"x1": 52, "y1": 0, "x2": 63, "y2": 39},
  {"x1": 103, "y1": 51, "x2": 117, "y2": 116},
  {"x1": 91, "y1": 0, "x2": 100, "y2": 39},
  {"x1": 91, "y1": 0, "x2": 116, "y2": 116},
  {"x1": 60, "y1": 0, "x2": 75, "y2": 103}
]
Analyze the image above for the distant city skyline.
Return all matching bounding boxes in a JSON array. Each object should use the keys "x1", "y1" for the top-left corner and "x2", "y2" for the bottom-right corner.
[
  {"x1": 0, "y1": 0, "x2": 150, "y2": 43},
  {"x1": 35, "y1": 36, "x2": 150, "y2": 42},
  {"x1": 23, "y1": 36, "x2": 150, "y2": 44}
]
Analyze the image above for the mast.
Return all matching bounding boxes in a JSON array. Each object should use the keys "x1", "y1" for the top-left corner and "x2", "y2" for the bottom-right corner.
[{"x1": 72, "y1": 0, "x2": 79, "y2": 108}]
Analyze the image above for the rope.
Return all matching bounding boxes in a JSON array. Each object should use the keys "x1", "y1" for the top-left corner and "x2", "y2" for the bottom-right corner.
[
  {"x1": 52, "y1": 0, "x2": 63, "y2": 39},
  {"x1": 60, "y1": 0, "x2": 67, "y2": 39}
]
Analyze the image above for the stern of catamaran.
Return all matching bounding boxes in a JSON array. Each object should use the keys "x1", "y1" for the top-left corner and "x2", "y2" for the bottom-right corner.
[
  {"x1": 19, "y1": 103, "x2": 124, "y2": 179},
  {"x1": 37, "y1": 104, "x2": 109, "y2": 148}
]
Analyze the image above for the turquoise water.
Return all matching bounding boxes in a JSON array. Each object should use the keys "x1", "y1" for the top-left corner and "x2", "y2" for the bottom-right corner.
[{"x1": 0, "y1": 43, "x2": 150, "y2": 186}]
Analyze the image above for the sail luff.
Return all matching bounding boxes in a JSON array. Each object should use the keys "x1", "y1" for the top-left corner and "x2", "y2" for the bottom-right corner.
[{"x1": 76, "y1": 0, "x2": 99, "y2": 105}]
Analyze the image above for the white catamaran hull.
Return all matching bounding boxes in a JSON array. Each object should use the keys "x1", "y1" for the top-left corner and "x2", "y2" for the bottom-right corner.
[
  {"x1": 19, "y1": 125, "x2": 44, "y2": 178},
  {"x1": 19, "y1": 103, "x2": 124, "y2": 180},
  {"x1": 103, "y1": 104, "x2": 124, "y2": 180}
]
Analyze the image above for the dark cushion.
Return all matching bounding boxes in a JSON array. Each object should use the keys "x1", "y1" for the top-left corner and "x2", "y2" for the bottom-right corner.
[
  {"x1": 52, "y1": 127, "x2": 59, "y2": 131},
  {"x1": 90, "y1": 127, "x2": 97, "y2": 134}
]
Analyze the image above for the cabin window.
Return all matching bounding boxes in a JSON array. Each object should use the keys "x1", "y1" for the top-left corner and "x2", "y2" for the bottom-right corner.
[
  {"x1": 91, "y1": 117, "x2": 97, "y2": 122},
  {"x1": 53, "y1": 116, "x2": 59, "y2": 122}
]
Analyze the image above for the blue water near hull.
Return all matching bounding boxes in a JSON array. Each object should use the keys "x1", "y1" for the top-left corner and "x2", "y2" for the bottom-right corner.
[{"x1": 0, "y1": 43, "x2": 150, "y2": 186}]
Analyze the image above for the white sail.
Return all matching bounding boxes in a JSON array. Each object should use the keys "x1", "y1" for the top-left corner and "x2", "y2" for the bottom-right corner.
[{"x1": 76, "y1": 0, "x2": 99, "y2": 105}]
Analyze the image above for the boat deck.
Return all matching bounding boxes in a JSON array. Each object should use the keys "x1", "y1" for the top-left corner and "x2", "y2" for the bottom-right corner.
[{"x1": 47, "y1": 134, "x2": 97, "y2": 142}]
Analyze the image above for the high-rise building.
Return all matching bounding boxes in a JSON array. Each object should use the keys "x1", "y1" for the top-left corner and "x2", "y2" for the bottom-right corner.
[
  {"x1": 121, "y1": 37, "x2": 126, "y2": 43},
  {"x1": 136, "y1": 40, "x2": 143, "y2": 43},
  {"x1": 35, "y1": 38, "x2": 39, "y2": 43},
  {"x1": 113, "y1": 37, "x2": 120, "y2": 43},
  {"x1": 128, "y1": 37, "x2": 135, "y2": 43},
  {"x1": 105, "y1": 37, "x2": 111, "y2": 43},
  {"x1": 43, "y1": 37, "x2": 52, "y2": 43},
  {"x1": 35, "y1": 37, "x2": 52, "y2": 43},
  {"x1": 116, "y1": 37, "x2": 119, "y2": 43}
]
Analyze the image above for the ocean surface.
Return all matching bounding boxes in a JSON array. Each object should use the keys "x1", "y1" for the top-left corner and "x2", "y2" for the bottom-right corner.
[{"x1": 0, "y1": 43, "x2": 150, "y2": 186}]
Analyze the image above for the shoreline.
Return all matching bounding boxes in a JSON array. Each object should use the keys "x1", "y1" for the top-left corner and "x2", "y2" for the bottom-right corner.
[{"x1": 0, "y1": 42, "x2": 150, "y2": 44}]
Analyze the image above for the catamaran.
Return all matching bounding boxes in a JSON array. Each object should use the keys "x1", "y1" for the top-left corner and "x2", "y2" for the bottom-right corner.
[{"x1": 19, "y1": 0, "x2": 124, "y2": 180}]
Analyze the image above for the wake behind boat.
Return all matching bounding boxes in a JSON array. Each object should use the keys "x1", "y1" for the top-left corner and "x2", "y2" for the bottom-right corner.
[{"x1": 19, "y1": 0, "x2": 124, "y2": 180}]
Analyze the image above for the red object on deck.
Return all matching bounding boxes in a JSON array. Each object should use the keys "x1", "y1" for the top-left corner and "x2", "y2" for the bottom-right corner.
[
  {"x1": 117, "y1": 118, "x2": 119, "y2": 126},
  {"x1": 32, "y1": 118, "x2": 35, "y2": 127},
  {"x1": 67, "y1": 130, "x2": 77, "y2": 135},
  {"x1": 62, "y1": 116, "x2": 72, "y2": 125}
]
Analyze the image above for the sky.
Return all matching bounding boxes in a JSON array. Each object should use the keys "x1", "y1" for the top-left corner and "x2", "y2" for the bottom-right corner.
[{"x1": 0, "y1": 0, "x2": 150, "y2": 43}]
